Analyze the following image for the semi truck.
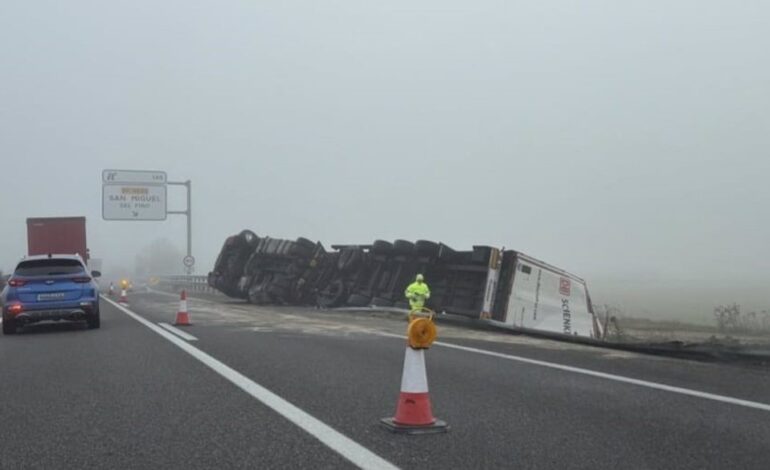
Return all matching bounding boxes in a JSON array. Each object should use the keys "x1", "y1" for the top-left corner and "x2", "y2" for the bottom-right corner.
[
  {"x1": 208, "y1": 231, "x2": 603, "y2": 339},
  {"x1": 26, "y1": 217, "x2": 89, "y2": 262}
]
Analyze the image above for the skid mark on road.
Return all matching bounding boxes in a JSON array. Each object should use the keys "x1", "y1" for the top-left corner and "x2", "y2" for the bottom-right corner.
[{"x1": 102, "y1": 296, "x2": 398, "y2": 470}]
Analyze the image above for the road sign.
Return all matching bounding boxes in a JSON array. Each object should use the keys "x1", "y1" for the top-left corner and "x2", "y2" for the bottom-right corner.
[
  {"x1": 183, "y1": 255, "x2": 195, "y2": 268},
  {"x1": 102, "y1": 169, "x2": 167, "y2": 185},
  {"x1": 102, "y1": 184, "x2": 167, "y2": 220}
]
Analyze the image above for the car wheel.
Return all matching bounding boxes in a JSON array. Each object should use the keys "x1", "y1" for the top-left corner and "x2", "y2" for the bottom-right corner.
[
  {"x1": 87, "y1": 309, "x2": 101, "y2": 329},
  {"x1": 3, "y1": 317, "x2": 17, "y2": 335}
]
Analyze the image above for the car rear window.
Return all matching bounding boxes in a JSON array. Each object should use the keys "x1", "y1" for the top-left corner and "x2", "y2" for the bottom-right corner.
[{"x1": 14, "y1": 259, "x2": 86, "y2": 276}]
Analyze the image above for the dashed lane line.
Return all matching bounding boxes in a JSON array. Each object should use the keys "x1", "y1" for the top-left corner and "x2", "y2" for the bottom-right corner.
[
  {"x1": 101, "y1": 296, "x2": 399, "y2": 470},
  {"x1": 158, "y1": 322, "x2": 198, "y2": 341}
]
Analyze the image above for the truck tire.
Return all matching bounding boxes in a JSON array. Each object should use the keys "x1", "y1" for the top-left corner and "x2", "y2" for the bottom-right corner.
[
  {"x1": 346, "y1": 293, "x2": 371, "y2": 307},
  {"x1": 317, "y1": 279, "x2": 346, "y2": 308},
  {"x1": 415, "y1": 240, "x2": 440, "y2": 257},
  {"x1": 438, "y1": 243, "x2": 457, "y2": 259},
  {"x1": 294, "y1": 237, "x2": 316, "y2": 254},
  {"x1": 239, "y1": 230, "x2": 258, "y2": 245},
  {"x1": 337, "y1": 249, "x2": 363, "y2": 272},
  {"x1": 371, "y1": 240, "x2": 393, "y2": 255},
  {"x1": 393, "y1": 240, "x2": 415, "y2": 255},
  {"x1": 2, "y1": 317, "x2": 17, "y2": 335}
]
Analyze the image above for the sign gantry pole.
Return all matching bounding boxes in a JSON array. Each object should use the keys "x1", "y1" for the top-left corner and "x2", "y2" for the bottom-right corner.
[
  {"x1": 167, "y1": 180, "x2": 193, "y2": 274},
  {"x1": 102, "y1": 169, "x2": 194, "y2": 274}
]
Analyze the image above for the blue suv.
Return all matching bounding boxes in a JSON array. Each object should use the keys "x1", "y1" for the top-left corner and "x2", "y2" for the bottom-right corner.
[{"x1": 1, "y1": 254, "x2": 101, "y2": 334}]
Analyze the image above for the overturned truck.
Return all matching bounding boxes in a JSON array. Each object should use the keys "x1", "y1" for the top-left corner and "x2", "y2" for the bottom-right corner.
[{"x1": 208, "y1": 230, "x2": 602, "y2": 339}]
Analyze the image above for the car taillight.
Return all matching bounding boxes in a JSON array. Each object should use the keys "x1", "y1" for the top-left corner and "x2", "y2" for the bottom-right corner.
[
  {"x1": 8, "y1": 279, "x2": 27, "y2": 287},
  {"x1": 73, "y1": 277, "x2": 92, "y2": 283},
  {"x1": 8, "y1": 303, "x2": 23, "y2": 315}
]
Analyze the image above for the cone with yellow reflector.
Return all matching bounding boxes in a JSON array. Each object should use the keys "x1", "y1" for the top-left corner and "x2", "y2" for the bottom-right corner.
[{"x1": 380, "y1": 308, "x2": 449, "y2": 434}]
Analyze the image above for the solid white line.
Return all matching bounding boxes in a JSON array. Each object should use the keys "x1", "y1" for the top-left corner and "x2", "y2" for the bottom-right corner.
[
  {"x1": 101, "y1": 296, "x2": 398, "y2": 470},
  {"x1": 378, "y1": 332, "x2": 770, "y2": 412},
  {"x1": 158, "y1": 322, "x2": 198, "y2": 341}
]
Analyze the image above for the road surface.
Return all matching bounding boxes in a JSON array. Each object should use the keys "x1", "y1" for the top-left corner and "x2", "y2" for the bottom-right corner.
[{"x1": 1, "y1": 290, "x2": 769, "y2": 469}]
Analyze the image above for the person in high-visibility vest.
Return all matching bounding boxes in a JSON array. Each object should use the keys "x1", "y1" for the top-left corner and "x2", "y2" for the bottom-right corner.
[{"x1": 405, "y1": 274, "x2": 431, "y2": 311}]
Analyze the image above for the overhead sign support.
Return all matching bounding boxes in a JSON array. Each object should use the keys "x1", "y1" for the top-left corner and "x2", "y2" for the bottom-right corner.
[
  {"x1": 102, "y1": 169, "x2": 194, "y2": 274},
  {"x1": 167, "y1": 179, "x2": 193, "y2": 274}
]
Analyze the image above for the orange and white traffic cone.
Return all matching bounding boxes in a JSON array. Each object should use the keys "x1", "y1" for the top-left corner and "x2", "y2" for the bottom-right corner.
[
  {"x1": 174, "y1": 289, "x2": 191, "y2": 326},
  {"x1": 118, "y1": 289, "x2": 129, "y2": 304},
  {"x1": 380, "y1": 347, "x2": 448, "y2": 434}
]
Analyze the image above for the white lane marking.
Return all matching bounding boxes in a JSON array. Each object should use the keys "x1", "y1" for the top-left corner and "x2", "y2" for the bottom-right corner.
[
  {"x1": 378, "y1": 332, "x2": 770, "y2": 412},
  {"x1": 101, "y1": 296, "x2": 398, "y2": 470},
  {"x1": 158, "y1": 322, "x2": 198, "y2": 341}
]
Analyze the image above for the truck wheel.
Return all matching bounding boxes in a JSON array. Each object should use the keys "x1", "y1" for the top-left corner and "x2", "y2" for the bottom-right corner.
[
  {"x1": 415, "y1": 240, "x2": 440, "y2": 257},
  {"x1": 317, "y1": 279, "x2": 346, "y2": 308},
  {"x1": 289, "y1": 242, "x2": 314, "y2": 258},
  {"x1": 337, "y1": 248, "x2": 363, "y2": 272},
  {"x1": 294, "y1": 237, "x2": 316, "y2": 253},
  {"x1": 393, "y1": 240, "x2": 415, "y2": 255},
  {"x1": 2, "y1": 317, "x2": 17, "y2": 335},
  {"x1": 371, "y1": 240, "x2": 393, "y2": 255},
  {"x1": 239, "y1": 230, "x2": 259, "y2": 245}
]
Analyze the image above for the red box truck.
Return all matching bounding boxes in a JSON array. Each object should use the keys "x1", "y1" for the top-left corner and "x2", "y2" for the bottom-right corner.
[{"x1": 26, "y1": 217, "x2": 89, "y2": 261}]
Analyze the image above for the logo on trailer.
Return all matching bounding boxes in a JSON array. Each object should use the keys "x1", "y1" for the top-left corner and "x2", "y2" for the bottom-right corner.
[
  {"x1": 559, "y1": 277, "x2": 571, "y2": 296},
  {"x1": 562, "y1": 299, "x2": 572, "y2": 334}
]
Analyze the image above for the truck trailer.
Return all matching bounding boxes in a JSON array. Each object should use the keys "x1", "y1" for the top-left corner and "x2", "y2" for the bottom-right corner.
[
  {"x1": 208, "y1": 231, "x2": 602, "y2": 339},
  {"x1": 26, "y1": 217, "x2": 89, "y2": 262}
]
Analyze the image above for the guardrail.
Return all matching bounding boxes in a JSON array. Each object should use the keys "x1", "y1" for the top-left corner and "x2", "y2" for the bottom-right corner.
[{"x1": 152, "y1": 275, "x2": 220, "y2": 295}]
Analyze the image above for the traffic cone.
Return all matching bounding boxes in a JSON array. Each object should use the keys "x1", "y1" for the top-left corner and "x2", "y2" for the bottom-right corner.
[
  {"x1": 380, "y1": 347, "x2": 448, "y2": 434},
  {"x1": 118, "y1": 289, "x2": 128, "y2": 304},
  {"x1": 174, "y1": 289, "x2": 191, "y2": 326}
]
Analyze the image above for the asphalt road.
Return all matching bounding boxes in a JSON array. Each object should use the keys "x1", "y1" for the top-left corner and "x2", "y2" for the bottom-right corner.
[{"x1": 1, "y1": 290, "x2": 769, "y2": 469}]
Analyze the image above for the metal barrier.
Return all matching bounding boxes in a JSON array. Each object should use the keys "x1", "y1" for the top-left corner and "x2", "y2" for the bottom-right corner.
[{"x1": 152, "y1": 275, "x2": 220, "y2": 295}]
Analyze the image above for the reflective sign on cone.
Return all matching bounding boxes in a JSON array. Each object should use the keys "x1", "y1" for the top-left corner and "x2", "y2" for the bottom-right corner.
[
  {"x1": 380, "y1": 347, "x2": 448, "y2": 434},
  {"x1": 174, "y1": 289, "x2": 191, "y2": 326},
  {"x1": 118, "y1": 289, "x2": 129, "y2": 304}
]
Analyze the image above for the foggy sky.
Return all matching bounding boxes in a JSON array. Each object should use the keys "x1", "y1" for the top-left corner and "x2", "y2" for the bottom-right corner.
[{"x1": 2, "y1": 1, "x2": 768, "y2": 322}]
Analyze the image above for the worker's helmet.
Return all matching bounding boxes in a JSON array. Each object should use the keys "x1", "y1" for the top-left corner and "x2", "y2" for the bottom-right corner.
[{"x1": 415, "y1": 274, "x2": 425, "y2": 282}]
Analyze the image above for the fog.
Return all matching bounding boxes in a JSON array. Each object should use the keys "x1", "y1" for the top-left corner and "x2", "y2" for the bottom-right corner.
[{"x1": 1, "y1": 1, "x2": 768, "y2": 324}]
